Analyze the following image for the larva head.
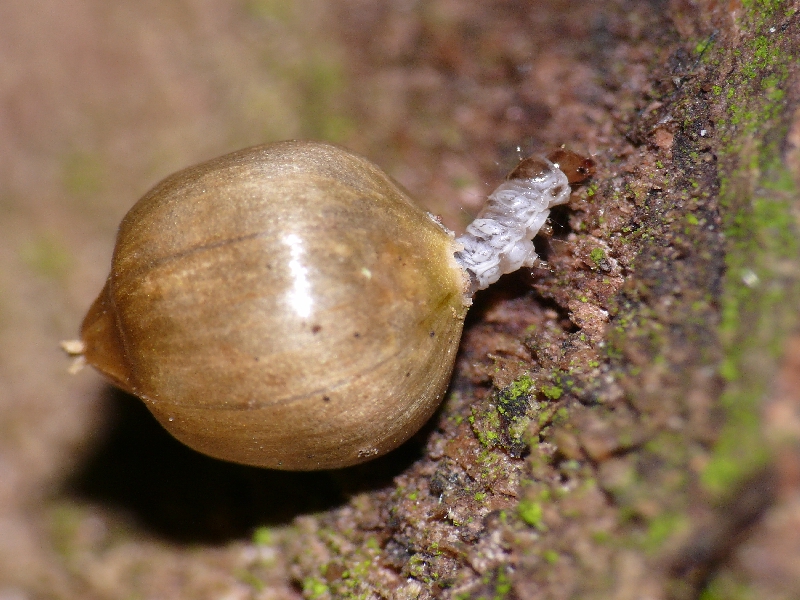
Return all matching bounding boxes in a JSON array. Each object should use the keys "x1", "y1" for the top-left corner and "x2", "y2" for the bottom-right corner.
[{"x1": 547, "y1": 149, "x2": 596, "y2": 184}]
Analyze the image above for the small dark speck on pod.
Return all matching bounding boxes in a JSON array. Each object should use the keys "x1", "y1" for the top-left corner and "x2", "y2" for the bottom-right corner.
[
  {"x1": 429, "y1": 331, "x2": 435, "y2": 337},
  {"x1": 354, "y1": 332, "x2": 361, "y2": 338},
  {"x1": 322, "y1": 396, "x2": 331, "y2": 402},
  {"x1": 311, "y1": 324, "x2": 321, "y2": 333}
]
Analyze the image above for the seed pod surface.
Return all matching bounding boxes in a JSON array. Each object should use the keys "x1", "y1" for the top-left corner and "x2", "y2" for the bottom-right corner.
[{"x1": 81, "y1": 141, "x2": 469, "y2": 470}]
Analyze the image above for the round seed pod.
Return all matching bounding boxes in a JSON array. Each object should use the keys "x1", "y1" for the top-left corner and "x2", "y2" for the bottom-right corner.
[{"x1": 79, "y1": 141, "x2": 470, "y2": 470}]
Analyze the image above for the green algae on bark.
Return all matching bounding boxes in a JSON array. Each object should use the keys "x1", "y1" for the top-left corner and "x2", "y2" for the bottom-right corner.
[{"x1": 701, "y1": 2, "x2": 800, "y2": 498}]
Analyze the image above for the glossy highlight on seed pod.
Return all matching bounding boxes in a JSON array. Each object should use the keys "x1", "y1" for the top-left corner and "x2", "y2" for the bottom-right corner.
[{"x1": 72, "y1": 140, "x2": 593, "y2": 470}]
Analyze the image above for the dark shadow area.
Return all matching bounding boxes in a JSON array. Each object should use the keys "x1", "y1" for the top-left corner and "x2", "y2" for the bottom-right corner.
[
  {"x1": 463, "y1": 268, "x2": 540, "y2": 328},
  {"x1": 62, "y1": 386, "x2": 425, "y2": 544},
  {"x1": 547, "y1": 203, "x2": 573, "y2": 237}
]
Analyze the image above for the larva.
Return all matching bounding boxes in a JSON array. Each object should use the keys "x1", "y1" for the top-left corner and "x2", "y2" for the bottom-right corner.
[{"x1": 454, "y1": 150, "x2": 594, "y2": 293}]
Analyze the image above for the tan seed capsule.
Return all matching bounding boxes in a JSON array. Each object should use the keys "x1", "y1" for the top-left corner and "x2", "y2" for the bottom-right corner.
[{"x1": 80, "y1": 141, "x2": 470, "y2": 470}]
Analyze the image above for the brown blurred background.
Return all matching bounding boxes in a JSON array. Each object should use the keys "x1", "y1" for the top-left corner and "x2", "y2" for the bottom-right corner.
[{"x1": 0, "y1": 1, "x2": 607, "y2": 597}]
